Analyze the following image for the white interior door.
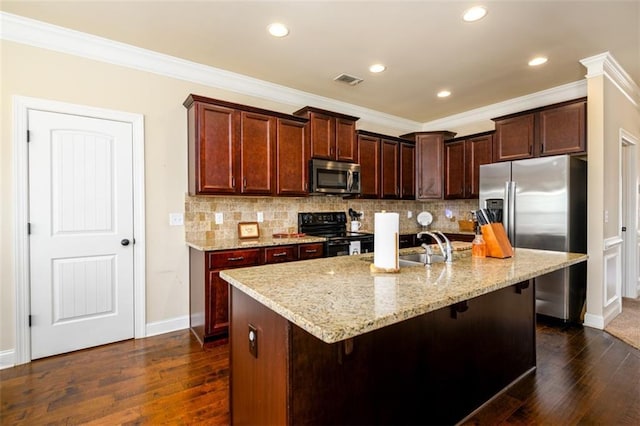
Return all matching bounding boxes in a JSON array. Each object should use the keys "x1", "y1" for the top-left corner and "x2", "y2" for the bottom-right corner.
[{"x1": 28, "y1": 110, "x2": 135, "y2": 359}]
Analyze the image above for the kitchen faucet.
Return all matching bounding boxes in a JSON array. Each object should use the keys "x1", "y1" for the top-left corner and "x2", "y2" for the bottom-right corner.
[{"x1": 416, "y1": 231, "x2": 453, "y2": 265}]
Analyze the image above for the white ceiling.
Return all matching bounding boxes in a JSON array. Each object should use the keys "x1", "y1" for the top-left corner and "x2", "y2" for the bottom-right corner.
[{"x1": 2, "y1": 0, "x2": 639, "y2": 123}]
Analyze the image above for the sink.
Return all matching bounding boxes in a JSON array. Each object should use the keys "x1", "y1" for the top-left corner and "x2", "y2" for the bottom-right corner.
[{"x1": 398, "y1": 253, "x2": 427, "y2": 267}]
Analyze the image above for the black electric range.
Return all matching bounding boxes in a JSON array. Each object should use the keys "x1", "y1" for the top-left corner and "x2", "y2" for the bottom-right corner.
[{"x1": 298, "y1": 212, "x2": 374, "y2": 257}]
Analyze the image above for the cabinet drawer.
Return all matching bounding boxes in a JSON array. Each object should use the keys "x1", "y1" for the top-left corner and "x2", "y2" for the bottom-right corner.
[
  {"x1": 208, "y1": 248, "x2": 261, "y2": 269},
  {"x1": 298, "y1": 243, "x2": 325, "y2": 260},
  {"x1": 264, "y1": 245, "x2": 297, "y2": 263}
]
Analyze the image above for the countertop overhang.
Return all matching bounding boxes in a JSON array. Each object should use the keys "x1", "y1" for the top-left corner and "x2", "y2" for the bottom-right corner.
[{"x1": 221, "y1": 248, "x2": 587, "y2": 344}]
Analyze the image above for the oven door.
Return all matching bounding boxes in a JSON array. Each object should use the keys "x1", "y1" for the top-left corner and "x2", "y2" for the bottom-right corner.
[{"x1": 325, "y1": 240, "x2": 351, "y2": 257}]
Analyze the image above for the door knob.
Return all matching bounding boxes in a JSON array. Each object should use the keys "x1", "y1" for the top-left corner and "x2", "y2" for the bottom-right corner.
[{"x1": 121, "y1": 239, "x2": 130, "y2": 246}]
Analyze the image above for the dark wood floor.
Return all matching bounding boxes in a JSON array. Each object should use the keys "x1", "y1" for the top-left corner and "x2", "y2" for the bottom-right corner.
[{"x1": 1, "y1": 319, "x2": 638, "y2": 425}]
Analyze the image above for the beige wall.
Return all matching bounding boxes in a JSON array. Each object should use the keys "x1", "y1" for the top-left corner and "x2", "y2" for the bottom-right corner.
[{"x1": 0, "y1": 40, "x2": 427, "y2": 352}]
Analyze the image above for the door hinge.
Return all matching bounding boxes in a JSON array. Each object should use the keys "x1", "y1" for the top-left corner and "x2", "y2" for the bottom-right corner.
[
  {"x1": 622, "y1": 226, "x2": 627, "y2": 232},
  {"x1": 27, "y1": 130, "x2": 31, "y2": 143},
  {"x1": 29, "y1": 315, "x2": 32, "y2": 327},
  {"x1": 27, "y1": 222, "x2": 31, "y2": 235}
]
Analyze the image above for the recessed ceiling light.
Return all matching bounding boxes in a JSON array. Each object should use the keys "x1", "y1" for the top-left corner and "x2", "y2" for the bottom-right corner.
[
  {"x1": 267, "y1": 23, "x2": 289, "y2": 37},
  {"x1": 369, "y1": 64, "x2": 386, "y2": 73},
  {"x1": 463, "y1": 6, "x2": 487, "y2": 22},
  {"x1": 528, "y1": 56, "x2": 548, "y2": 66},
  {"x1": 437, "y1": 90, "x2": 452, "y2": 98}
]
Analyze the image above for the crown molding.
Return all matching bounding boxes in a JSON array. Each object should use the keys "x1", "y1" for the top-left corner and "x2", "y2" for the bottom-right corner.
[
  {"x1": 0, "y1": 11, "x2": 422, "y2": 133},
  {"x1": 580, "y1": 51, "x2": 640, "y2": 109},
  {"x1": 422, "y1": 80, "x2": 588, "y2": 132}
]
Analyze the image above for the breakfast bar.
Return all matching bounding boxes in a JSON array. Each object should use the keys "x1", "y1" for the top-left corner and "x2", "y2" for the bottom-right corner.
[{"x1": 221, "y1": 248, "x2": 587, "y2": 425}]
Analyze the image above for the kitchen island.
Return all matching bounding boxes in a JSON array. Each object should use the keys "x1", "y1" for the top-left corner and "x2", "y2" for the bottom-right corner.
[{"x1": 221, "y1": 248, "x2": 587, "y2": 425}]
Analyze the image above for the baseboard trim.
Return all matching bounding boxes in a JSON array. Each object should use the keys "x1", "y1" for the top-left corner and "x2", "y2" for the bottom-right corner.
[
  {"x1": 145, "y1": 315, "x2": 190, "y2": 337},
  {"x1": 0, "y1": 349, "x2": 16, "y2": 370},
  {"x1": 584, "y1": 313, "x2": 605, "y2": 329}
]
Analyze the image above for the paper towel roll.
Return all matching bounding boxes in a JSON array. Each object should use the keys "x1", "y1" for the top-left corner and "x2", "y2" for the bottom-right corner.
[{"x1": 374, "y1": 212, "x2": 399, "y2": 270}]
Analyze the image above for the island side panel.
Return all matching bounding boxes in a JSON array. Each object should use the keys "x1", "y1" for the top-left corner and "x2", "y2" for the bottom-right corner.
[
  {"x1": 230, "y1": 286, "x2": 290, "y2": 425},
  {"x1": 230, "y1": 280, "x2": 536, "y2": 425}
]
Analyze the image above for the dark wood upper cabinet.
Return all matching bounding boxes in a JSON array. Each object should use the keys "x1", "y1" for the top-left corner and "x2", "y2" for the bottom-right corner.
[
  {"x1": 444, "y1": 140, "x2": 466, "y2": 199},
  {"x1": 357, "y1": 130, "x2": 414, "y2": 200},
  {"x1": 493, "y1": 114, "x2": 534, "y2": 162},
  {"x1": 381, "y1": 139, "x2": 400, "y2": 199},
  {"x1": 239, "y1": 111, "x2": 275, "y2": 195},
  {"x1": 358, "y1": 133, "x2": 381, "y2": 199},
  {"x1": 465, "y1": 134, "x2": 493, "y2": 198},
  {"x1": 401, "y1": 131, "x2": 456, "y2": 200},
  {"x1": 187, "y1": 102, "x2": 238, "y2": 195},
  {"x1": 444, "y1": 132, "x2": 493, "y2": 199},
  {"x1": 293, "y1": 106, "x2": 359, "y2": 162},
  {"x1": 400, "y1": 142, "x2": 416, "y2": 200},
  {"x1": 538, "y1": 100, "x2": 586, "y2": 156},
  {"x1": 185, "y1": 94, "x2": 307, "y2": 196},
  {"x1": 276, "y1": 118, "x2": 309, "y2": 196},
  {"x1": 493, "y1": 98, "x2": 586, "y2": 162}
]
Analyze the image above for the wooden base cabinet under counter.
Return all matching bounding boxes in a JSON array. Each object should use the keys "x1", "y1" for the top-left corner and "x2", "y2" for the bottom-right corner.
[
  {"x1": 190, "y1": 242, "x2": 325, "y2": 345},
  {"x1": 189, "y1": 247, "x2": 261, "y2": 344}
]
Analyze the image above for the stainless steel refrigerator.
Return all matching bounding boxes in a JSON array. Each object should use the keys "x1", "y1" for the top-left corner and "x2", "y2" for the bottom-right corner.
[{"x1": 479, "y1": 155, "x2": 587, "y2": 322}]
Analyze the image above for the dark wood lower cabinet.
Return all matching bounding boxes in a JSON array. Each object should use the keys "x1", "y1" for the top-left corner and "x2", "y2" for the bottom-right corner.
[
  {"x1": 230, "y1": 280, "x2": 535, "y2": 425},
  {"x1": 191, "y1": 243, "x2": 324, "y2": 345}
]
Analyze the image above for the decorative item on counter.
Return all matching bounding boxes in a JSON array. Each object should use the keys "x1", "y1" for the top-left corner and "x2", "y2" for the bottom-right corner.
[
  {"x1": 238, "y1": 222, "x2": 260, "y2": 239},
  {"x1": 370, "y1": 211, "x2": 399, "y2": 273},
  {"x1": 471, "y1": 224, "x2": 487, "y2": 258},
  {"x1": 416, "y1": 211, "x2": 433, "y2": 228},
  {"x1": 458, "y1": 211, "x2": 476, "y2": 232},
  {"x1": 475, "y1": 209, "x2": 513, "y2": 258}
]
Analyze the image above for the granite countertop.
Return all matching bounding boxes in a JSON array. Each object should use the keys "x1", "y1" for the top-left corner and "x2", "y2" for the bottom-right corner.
[
  {"x1": 221, "y1": 248, "x2": 587, "y2": 344},
  {"x1": 187, "y1": 235, "x2": 326, "y2": 251}
]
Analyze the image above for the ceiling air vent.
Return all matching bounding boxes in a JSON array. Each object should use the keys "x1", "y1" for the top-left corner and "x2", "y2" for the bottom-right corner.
[{"x1": 333, "y1": 73, "x2": 364, "y2": 86}]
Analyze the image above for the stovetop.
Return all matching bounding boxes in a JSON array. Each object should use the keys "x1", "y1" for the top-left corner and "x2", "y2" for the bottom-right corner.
[{"x1": 298, "y1": 211, "x2": 372, "y2": 240}]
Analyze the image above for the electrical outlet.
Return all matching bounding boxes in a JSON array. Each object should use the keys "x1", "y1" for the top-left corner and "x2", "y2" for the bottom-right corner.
[
  {"x1": 407, "y1": 211, "x2": 413, "y2": 219},
  {"x1": 169, "y1": 213, "x2": 184, "y2": 226},
  {"x1": 257, "y1": 211, "x2": 264, "y2": 223},
  {"x1": 215, "y1": 212, "x2": 224, "y2": 224},
  {"x1": 359, "y1": 211, "x2": 364, "y2": 219},
  {"x1": 604, "y1": 210, "x2": 609, "y2": 223}
]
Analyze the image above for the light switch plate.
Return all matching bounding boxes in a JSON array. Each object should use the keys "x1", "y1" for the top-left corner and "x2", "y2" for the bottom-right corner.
[
  {"x1": 215, "y1": 212, "x2": 224, "y2": 224},
  {"x1": 169, "y1": 213, "x2": 184, "y2": 226}
]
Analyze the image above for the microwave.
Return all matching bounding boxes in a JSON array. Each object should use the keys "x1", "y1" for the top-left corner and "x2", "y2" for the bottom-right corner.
[{"x1": 309, "y1": 159, "x2": 361, "y2": 195}]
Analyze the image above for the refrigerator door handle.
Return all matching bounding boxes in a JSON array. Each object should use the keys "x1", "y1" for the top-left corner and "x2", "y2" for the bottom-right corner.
[{"x1": 506, "y1": 181, "x2": 516, "y2": 244}]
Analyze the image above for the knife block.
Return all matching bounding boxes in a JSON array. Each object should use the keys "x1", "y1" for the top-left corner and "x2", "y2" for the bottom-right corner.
[{"x1": 481, "y1": 223, "x2": 513, "y2": 258}]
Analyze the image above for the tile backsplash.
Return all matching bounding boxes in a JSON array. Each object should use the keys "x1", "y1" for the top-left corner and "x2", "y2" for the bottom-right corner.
[{"x1": 185, "y1": 195, "x2": 479, "y2": 241}]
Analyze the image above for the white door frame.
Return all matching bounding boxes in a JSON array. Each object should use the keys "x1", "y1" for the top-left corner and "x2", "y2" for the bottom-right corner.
[
  {"x1": 13, "y1": 96, "x2": 146, "y2": 365},
  {"x1": 621, "y1": 128, "x2": 639, "y2": 299}
]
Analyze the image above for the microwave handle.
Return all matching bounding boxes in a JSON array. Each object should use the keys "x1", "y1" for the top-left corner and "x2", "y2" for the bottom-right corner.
[{"x1": 346, "y1": 170, "x2": 353, "y2": 192}]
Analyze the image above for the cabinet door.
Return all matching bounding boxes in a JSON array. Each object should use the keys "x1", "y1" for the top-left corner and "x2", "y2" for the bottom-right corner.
[
  {"x1": 444, "y1": 141, "x2": 466, "y2": 199},
  {"x1": 494, "y1": 114, "x2": 534, "y2": 162},
  {"x1": 335, "y1": 118, "x2": 358, "y2": 162},
  {"x1": 276, "y1": 119, "x2": 309, "y2": 196},
  {"x1": 466, "y1": 134, "x2": 493, "y2": 198},
  {"x1": 381, "y1": 139, "x2": 399, "y2": 199},
  {"x1": 538, "y1": 101, "x2": 586, "y2": 156},
  {"x1": 309, "y1": 111, "x2": 335, "y2": 159},
  {"x1": 416, "y1": 134, "x2": 444, "y2": 199},
  {"x1": 206, "y1": 271, "x2": 230, "y2": 338},
  {"x1": 240, "y1": 112, "x2": 276, "y2": 195},
  {"x1": 400, "y1": 143, "x2": 415, "y2": 200},
  {"x1": 191, "y1": 103, "x2": 238, "y2": 194},
  {"x1": 358, "y1": 134, "x2": 381, "y2": 198}
]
